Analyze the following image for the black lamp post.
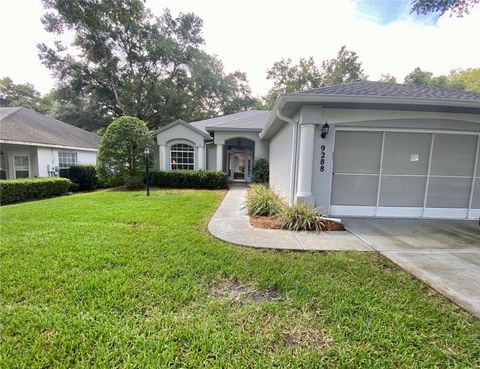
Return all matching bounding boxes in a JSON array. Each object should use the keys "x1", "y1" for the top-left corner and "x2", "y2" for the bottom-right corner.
[
  {"x1": 321, "y1": 122, "x2": 330, "y2": 139},
  {"x1": 144, "y1": 147, "x2": 150, "y2": 197}
]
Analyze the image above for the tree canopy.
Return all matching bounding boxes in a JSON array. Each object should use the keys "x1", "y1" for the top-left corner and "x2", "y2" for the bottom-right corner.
[
  {"x1": 403, "y1": 67, "x2": 480, "y2": 92},
  {"x1": 38, "y1": 0, "x2": 256, "y2": 131},
  {"x1": 0, "y1": 77, "x2": 45, "y2": 112},
  {"x1": 263, "y1": 46, "x2": 367, "y2": 108},
  {"x1": 411, "y1": 0, "x2": 479, "y2": 16}
]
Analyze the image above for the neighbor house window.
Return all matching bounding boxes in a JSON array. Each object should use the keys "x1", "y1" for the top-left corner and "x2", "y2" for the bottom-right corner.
[
  {"x1": 0, "y1": 153, "x2": 7, "y2": 179},
  {"x1": 58, "y1": 152, "x2": 77, "y2": 177},
  {"x1": 170, "y1": 144, "x2": 194, "y2": 170},
  {"x1": 14, "y1": 155, "x2": 30, "y2": 179}
]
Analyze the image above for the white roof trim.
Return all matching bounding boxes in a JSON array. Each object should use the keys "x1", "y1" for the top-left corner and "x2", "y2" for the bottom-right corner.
[
  {"x1": 260, "y1": 93, "x2": 480, "y2": 139},
  {"x1": 0, "y1": 139, "x2": 98, "y2": 152}
]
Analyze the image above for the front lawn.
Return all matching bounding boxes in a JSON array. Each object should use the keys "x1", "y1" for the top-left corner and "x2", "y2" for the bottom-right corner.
[{"x1": 0, "y1": 190, "x2": 479, "y2": 368}]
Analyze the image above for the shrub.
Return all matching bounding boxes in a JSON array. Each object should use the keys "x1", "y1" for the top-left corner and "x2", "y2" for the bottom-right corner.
[
  {"x1": 246, "y1": 184, "x2": 283, "y2": 217},
  {"x1": 68, "y1": 165, "x2": 97, "y2": 191},
  {"x1": 251, "y1": 158, "x2": 269, "y2": 183},
  {"x1": 97, "y1": 116, "x2": 155, "y2": 186},
  {"x1": 278, "y1": 202, "x2": 325, "y2": 231},
  {"x1": 150, "y1": 170, "x2": 228, "y2": 189},
  {"x1": 125, "y1": 175, "x2": 145, "y2": 190},
  {"x1": 0, "y1": 177, "x2": 72, "y2": 205}
]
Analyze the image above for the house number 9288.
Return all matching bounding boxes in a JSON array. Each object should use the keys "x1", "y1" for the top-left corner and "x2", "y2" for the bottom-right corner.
[{"x1": 320, "y1": 145, "x2": 326, "y2": 172}]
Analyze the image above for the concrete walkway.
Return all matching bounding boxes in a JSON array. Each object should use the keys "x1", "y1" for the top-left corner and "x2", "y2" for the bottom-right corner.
[{"x1": 208, "y1": 184, "x2": 372, "y2": 251}]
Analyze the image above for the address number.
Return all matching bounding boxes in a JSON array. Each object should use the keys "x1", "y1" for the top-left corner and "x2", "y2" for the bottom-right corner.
[{"x1": 320, "y1": 145, "x2": 326, "y2": 172}]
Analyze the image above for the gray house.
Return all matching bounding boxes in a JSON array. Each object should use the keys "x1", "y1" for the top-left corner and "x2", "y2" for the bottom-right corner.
[
  {"x1": 0, "y1": 107, "x2": 99, "y2": 179},
  {"x1": 154, "y1": 81, "x2": 480, "y2": 220}
]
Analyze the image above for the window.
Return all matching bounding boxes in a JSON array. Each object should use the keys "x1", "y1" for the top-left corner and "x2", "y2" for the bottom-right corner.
[
  {"x1": 14, "y1": 156, "x2": 30, "y2": 179},
  {"x1": 0, "y1": 153, "x2": 7, "y2": 180},
  {"x1": 58, "y1": 152, "x2": 77, "y2": 177},
  {"x1": 170, "y1": 144, "x2": 194, "y2": 170}
]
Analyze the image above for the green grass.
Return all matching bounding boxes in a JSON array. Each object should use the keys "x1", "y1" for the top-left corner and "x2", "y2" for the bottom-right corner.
[{"x1": 0, "y1": 190, "x2": 479, "y2": 368}]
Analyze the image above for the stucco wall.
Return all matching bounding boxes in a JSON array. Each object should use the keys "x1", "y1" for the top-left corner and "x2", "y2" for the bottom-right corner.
[
  {"x1": 156, "y1": 124, "x2": 205, "y2": 147},
  {"x1": 268, "y1": 123, "x2": 293, "y2": 202},
  {"x1": 155, "y1": 124, "x2": 207, "y2": 170},
  {"x1": 206, "y1": 143, "x2": 216, "y2": 170},
  {"x1": 0, "y1": 144, "x2": 96, "y2": 179}
]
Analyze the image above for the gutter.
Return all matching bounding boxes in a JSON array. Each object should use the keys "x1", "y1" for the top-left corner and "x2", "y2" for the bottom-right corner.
[
  {"x1": 275, "y1": 107, "x2": 298, "y2": 204},
  {"x1": 260, "y1": 93, "x2": 480, "y2": 139}
]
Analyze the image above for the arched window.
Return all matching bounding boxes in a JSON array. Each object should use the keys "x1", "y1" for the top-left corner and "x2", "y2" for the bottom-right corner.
[{"x1": 170, "y1": 144, "x2": 194, "y2": 170}]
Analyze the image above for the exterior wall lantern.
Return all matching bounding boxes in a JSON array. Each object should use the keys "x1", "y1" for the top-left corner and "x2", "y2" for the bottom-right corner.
[
  {"x1": 144, "y1": 147, "x2": 151, "y2": 197},
  {"x1": 321, "y1": 122, "x2": 330, "y2": 139}
]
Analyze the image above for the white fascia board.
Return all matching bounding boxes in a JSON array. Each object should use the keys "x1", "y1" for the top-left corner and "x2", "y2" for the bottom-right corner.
[
  {"x1": 206, "y1": 126, "x2": 262, "y2": 133},
  {"x1": 0, "y1": 139, "x2": 98, "y2": 152},
  {"x1": 260, "y1": 93, "x2": 480, "y2": 139}
]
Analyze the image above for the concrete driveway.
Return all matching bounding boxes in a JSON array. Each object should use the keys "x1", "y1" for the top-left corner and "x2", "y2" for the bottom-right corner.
[{"x1": 343, "y1": 218, "x2": 480, "y2": 318}]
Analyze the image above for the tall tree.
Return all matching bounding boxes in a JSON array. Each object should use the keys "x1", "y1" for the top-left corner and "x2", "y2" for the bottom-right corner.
[
  {"x1": 403, "y1": 67, "x2": 480, "y2": 92},
  {"x1": 263, "y1": 46, "x2": 367, "y2": 108},
  {"x1": 264, "y1": 57, "x2": 322, "y2": 108},
  {"x1": 0, "y1": 77, "x2": 44, "y2": 111},
  {"x1": 38, "y1": 0, "x2": 255, "y2": 130},
  {"x1": 447, "y1": 68, "x2": 480, "y2": 92},
  {"x1": 320, "y1": 46, "x2": 367, "y2": 86},
  {"x1": 403, "y1": 67, "x2": 434, "y2": 85},
  {"x1": 378, "y1": 74, "x2": 397, "y2": 83},
  {"x1": 411, "y1": 0, "x2": 479, "y2": 16}
]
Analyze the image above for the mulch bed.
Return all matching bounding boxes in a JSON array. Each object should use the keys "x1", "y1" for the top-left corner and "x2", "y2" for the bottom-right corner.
[{"x1": 250, "y1": 216, "x2": 345, "y2": 232}]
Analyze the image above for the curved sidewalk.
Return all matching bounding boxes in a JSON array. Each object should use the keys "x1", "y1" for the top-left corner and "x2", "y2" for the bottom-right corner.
[{"x1": 208, "y1": 184, "x2": 372, "y2": 251}]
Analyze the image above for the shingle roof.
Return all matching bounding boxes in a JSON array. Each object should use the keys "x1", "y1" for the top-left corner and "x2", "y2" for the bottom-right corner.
[
  {"x1": 301, "y1": 81, "x2": 480, "y2": 102},
  {"x1": 190, "y1": 110, "x2": 270, "y2": 133},
  {"x1": 0, "y1": 107, "x2": 99, "y2": 150}
]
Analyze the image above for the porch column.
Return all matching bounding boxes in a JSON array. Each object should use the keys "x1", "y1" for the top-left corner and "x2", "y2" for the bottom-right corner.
[
  {"x1": 197, "y1": 146, "x2": 205, "y2": 170},
  {"x1": 296, "y1": 123, "x2": 316, "y2": 204},
  {"x1": 159, "y1": 145, "x2": 167, "y2": 170},
  {"x1": 216, "y1": 144, "x2": 224, "y2": 171}
]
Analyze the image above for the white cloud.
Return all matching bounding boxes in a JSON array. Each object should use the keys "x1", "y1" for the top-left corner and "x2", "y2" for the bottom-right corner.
[{"x1": 1, "y1": 0, "x2": 479, "y2": 97}]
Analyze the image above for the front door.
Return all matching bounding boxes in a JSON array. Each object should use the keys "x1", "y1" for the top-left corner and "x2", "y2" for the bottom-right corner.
[{"x1": 230, "y1": 151, "x2": 246, "y2": 181}]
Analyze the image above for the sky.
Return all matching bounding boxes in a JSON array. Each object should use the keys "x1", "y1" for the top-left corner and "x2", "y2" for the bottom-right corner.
[{"x1": 1, "y1": 0, "x2": 479, "y2": 97}]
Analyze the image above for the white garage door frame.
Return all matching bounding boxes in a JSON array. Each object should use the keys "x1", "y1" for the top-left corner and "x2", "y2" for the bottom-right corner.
[{"x1": 330, "y1": 127, "x2": 480, "y2": 220}]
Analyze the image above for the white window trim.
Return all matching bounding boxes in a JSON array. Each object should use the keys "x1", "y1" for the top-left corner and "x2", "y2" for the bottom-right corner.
[
  {"x1": 169, "y1": 143, "x2": 195, "y2": 170},
  {"x1": 13, "y1": 155, "x2": 31, "y2": 179},
  {"x1": 332, "y1": 128, "x2": 480, "y2": 219}
]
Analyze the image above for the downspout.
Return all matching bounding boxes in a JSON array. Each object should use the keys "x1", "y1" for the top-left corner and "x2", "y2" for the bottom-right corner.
[{"x1": 276, "y1": 108, "x2": 298, "y2": 204}]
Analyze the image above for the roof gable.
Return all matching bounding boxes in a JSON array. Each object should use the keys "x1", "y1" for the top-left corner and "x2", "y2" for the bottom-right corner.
[{"x1": 152, "y1": 119, "x2": 211, "y2": 139}]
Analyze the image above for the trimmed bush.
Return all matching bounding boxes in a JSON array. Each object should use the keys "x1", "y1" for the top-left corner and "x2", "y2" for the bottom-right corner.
[
  {"x1": 125, "y1": 175, "x2": 145, "y2": 190},
  {"x1": 278, "y1": 202, "x2": 325, "y2": 231},
  {"x1": 150, "y1": 170, "x2": 228, "y2": 189},
  {"x1": 246, "y1": 184, "x2": 283, "y2": 217},
  {"x1": 69, "y1": 165, "x2": 97, "y2": 191},
  {"x1": 0, "y1": 177, "x2": 72, "y2": 205},
  {"x1": 251, "y1": 158, "x2": 269, "y2": 183}
]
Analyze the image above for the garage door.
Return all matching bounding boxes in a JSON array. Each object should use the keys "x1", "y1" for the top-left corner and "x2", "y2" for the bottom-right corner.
[{"x1": 330, "y1": 130, "x2": 480, "y2": 219}]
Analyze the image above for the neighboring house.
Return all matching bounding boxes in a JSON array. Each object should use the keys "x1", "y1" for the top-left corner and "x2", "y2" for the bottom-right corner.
[
  {"x1": 155, "y1": 81, "x2": 480, "y2": 220},
  {"x1": 0, "y1": 107, "x2": 99, "y2": 179}
]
